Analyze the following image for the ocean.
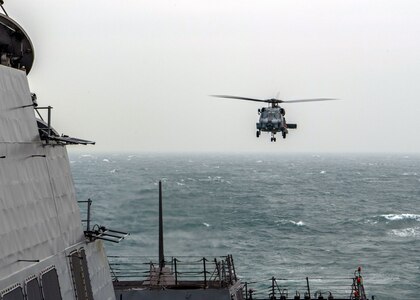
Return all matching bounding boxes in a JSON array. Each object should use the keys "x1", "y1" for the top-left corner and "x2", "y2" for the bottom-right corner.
[{"x1": 70, "y1": 153, "x2": 420, "y2": 299}]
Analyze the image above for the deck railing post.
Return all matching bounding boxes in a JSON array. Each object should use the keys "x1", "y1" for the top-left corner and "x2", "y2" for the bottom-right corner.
[
  {"x1": 203, "y1": 257, "x2": 207, "y2": 288},
  {"x1": 174, "y1": 258, "x2": 178, "y2": 285},
  {"x1": 226, "y1": 255, "x2": 233, "y2": 284},
  {"x1": 214, "y1": 258, "x2": 222, "y2": 287},
  {"x1": 270, "y1": 276, "x2": 276, "y2": 300},
  {"x1": 244, "y1": 282, "x2": 248, "y2": 300}
]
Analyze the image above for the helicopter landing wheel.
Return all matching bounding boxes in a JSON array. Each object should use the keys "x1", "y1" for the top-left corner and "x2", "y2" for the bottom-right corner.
[
  {"x1": 282, "y1": 132, "x2": 286, "y2": 139},
  {"x1": 256, "y1": 131, "x2": 260, "y2": 138},
  {"x1": 274, "y1": 137, "x2": 277, "y2": 142}
]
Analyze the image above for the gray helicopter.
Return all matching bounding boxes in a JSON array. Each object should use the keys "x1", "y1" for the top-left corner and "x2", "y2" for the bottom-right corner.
[{"x1": 212, "y1": 95, "x2": 337, "y2": 142}]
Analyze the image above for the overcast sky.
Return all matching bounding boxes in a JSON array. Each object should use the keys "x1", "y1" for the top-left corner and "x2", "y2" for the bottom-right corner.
[{"x1": 5, "y1": 0, "x2": 420, "y2": 153}]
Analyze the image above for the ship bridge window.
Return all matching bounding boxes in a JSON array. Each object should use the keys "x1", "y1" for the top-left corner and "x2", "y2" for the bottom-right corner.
[
  {"x1": 25, "y1": 278, "x2": 42, "y2": 300},
  {"x1": 69, "y1": 249, "x2": 93, "y2": 300},
  {"x1": 2, "y1": 286, "x2": 24, "y2": 300},
  {"x1": 40, "y1": 268, "x2": 62, "y2": 300}
]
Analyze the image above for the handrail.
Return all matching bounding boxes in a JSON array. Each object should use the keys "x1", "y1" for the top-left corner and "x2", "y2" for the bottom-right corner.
[
  {"x1": 108, "y1": 255, "x2": 238, "y2": 288},
  {"x1": 243, "y1": 269, "x2": 367, "y2": 300}
]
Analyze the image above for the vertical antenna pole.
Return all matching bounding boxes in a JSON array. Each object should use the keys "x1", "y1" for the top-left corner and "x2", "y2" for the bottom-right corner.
[
  {"x1": 306, "y1": 277, "x2": 311, "y2": 299},
  {"x1": 158, "y1": 180, "x2": 164, "y2": 269}
]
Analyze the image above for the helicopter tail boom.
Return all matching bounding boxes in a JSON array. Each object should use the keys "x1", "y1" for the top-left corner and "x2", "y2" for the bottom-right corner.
[{"x1": 286, "y1": 123, "x2": 297, "y2": 129}]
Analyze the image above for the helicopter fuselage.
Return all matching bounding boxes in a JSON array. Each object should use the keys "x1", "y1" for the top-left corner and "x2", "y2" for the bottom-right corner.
[
  {"x1": 257, "y1": 107, "x2": 284, "y2": 133},
  {"x1": 256, "y1": 106, "x2": 297, "y2": 141}
]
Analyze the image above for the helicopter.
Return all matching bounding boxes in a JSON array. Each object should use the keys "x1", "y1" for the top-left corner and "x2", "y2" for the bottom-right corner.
[{"x1": 212, "y1": 95, "x2": 337, "y2": 142}]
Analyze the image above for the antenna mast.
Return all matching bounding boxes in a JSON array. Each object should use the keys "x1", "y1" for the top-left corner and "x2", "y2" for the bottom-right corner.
[{"x1": 158, "y1": 181, "x2": 165, "y2": 269}]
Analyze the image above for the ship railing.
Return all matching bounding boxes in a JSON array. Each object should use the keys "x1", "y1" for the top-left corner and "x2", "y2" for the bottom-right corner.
[
  {"x1": 242, "y1": 275, "x2": 362, "y2": 300},
  {"x1": 108, "y1": 255, "x2": 238, "y2": 289}
]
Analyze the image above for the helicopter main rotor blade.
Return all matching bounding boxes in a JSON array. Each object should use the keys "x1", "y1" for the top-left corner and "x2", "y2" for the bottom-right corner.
[
  {"x1": 282, "y1": 98, "x2": 338, "y2": 103},
  {"x1": 211, "y1": 95, "x2": 268, "y2": 103}
]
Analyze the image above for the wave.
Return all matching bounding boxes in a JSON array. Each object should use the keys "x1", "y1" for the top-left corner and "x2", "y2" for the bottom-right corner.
[
  {"x1": 276, "y1": 219, "x2": 306, "y2": 227},
  {"x1": 389, "y1": 227, "x2": 420, "y2": 237},
  {"x1": 290, "y1": 220, "x2": 305, "y2": 226},
  {"x1": 381, "y1": 214, "x2": 420, "y2": 221},
  {"x1": 402, "y1": 172, "x2": 418, "y2": 176}
]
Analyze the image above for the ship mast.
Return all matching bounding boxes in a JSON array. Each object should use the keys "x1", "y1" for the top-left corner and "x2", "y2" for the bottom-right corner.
[{"x1": 158, "y1": 180, "x2": 165, "y2": 269}]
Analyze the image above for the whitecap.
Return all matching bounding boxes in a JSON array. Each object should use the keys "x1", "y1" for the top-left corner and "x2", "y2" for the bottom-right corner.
[
  {"x1": 402, "y1": 172, "x2": 418, "y2": 176},
  {"x1": 80, "y1": 154, "x2": 92, "y2": 158},
  {"x1": 103, "y1": 158, "x2": 110, "y2": 162},
  {"x1": 381, "y1": 214, "x2": 420, "y2": 221},
  {"x1": 320, "y1": 170, "x2": 326, "y2": 174},
  {"x1": 389, "y1": 227, "x2": 420, "y2": 237},
  {"x1": 202, "y1": 222, "x2": 210, "y2": 227},
  {"x1": 256, "y1": 160, "x2": 263, "y2": 163},
  {"x1": 110, "y1": 169, "x2": 117, "y2": 173},
  {"x1": 176, "y1": 182, "x2": 185, "y2": 186},
  {"x1": 290, "y1": 220, "x2": 305, "y2": 226}
]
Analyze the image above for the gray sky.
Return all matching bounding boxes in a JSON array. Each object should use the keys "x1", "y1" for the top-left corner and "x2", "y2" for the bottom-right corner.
[{"x1": 7, "y1": 0, "x2": 420, "y2": 153}]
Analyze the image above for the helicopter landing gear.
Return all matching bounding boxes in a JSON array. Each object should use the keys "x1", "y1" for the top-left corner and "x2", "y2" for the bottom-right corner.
[
  {"x1": 256, "y1": 131, "x2": 260, "y2": 138},
  {"x1": 282, "y1": 127, "x2": 288, "y2": 139},
  {"x1": 270, "y1": 137, "x2": 277, "y2": 142}
]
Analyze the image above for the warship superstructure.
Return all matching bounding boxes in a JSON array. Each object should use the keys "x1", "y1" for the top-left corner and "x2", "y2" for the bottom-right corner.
[
  {"x1": 0, "y1": 7, "x2": 244, "y2": 300},
  {"x1": 0, "y1": 6, "x2": 371, "y2": 300},
  {"x1": 0, "y1": 9, "x2": 116, "y2": 300}
]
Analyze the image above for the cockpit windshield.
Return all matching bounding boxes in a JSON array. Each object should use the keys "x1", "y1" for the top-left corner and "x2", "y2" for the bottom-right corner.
[{"x1": 261, "y1": 109, "x2": 280, "y2": 119}]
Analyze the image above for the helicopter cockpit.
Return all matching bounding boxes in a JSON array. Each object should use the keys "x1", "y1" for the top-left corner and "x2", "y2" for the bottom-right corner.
[{"x1": 259, "y1": 108, "x2": 282, "y2": 124}]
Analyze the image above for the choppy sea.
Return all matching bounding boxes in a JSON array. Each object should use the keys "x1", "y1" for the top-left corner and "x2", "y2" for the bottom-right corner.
[{"x1": 69, "y1": 153, "x2": 419, "y2": 299}]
